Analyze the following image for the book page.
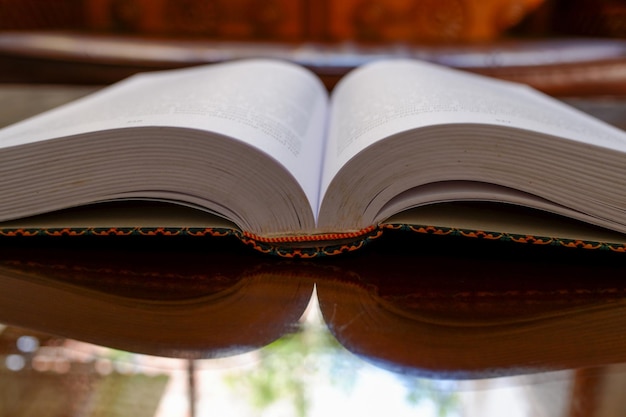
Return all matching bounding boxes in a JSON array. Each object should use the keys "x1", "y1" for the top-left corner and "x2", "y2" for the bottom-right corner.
[
  {"x1": 0, "y1": 60, "x2": 329, "y2": 213},
  {"x1": 321, "y1": 59, "x2": 626, "y2": 199}
]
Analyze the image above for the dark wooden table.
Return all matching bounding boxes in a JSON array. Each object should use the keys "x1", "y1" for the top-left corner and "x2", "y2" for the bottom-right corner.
[{"x1": 1, "y1": 230, "x2": 626, "y2": 416}]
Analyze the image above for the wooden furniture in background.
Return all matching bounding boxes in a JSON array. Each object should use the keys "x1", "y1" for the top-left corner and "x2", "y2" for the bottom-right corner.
[{"x1": 0, "y1": 0, "x2": 544, "y2": 43}]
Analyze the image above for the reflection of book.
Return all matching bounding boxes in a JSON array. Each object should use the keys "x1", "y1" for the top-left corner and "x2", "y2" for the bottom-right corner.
[
  {"x1": 2, "y1": 59, "x2": 626, "y2": 256},
  {"x1": 2, "y1": 237, "x2": 626, "y2": 377},
  {"x1": 0, "y1": 247, "x2": 314, "y2": 357},
  {"x1": 317, "y1": 246, "x2": 626, "y2": 379}
]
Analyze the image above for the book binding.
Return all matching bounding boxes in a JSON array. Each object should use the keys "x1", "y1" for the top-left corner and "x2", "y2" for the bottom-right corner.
[{"x1": 1, "y1": 224, "x2": 625, "y2": 258}]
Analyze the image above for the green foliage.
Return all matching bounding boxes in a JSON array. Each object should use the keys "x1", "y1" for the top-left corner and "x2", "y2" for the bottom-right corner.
[
  {"x1": 404, "y1": 379, "x2": 460, "y2": 417},
  {"x1": 224, "y1": 319, "x2": 355, "y2": 417},
  {"x1": 225, "y1": 317, "x2": 459, "y2": 417}
]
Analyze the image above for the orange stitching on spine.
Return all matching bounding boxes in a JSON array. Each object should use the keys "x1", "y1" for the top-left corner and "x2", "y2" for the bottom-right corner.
[{"x1": 242, "y1": 225, "x2": 378, "y2": 244}]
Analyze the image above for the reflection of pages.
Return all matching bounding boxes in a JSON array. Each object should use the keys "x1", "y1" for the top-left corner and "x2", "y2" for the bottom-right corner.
[
  {"x1": 1, "y1": 58, "x2": 626, "y2": 255},
  {"x1": 316, "y1": 250, "x2": 626, "y2": 378},
  {"x1": 0, "y1": 248, "x2": 314, "y2": 357},
  {"x1": 1, "y1": 233, "x2": 626, "y2": 373}
]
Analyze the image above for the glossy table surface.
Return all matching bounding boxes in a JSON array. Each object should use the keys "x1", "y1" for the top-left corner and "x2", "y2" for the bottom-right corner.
[{"x1": 2, "y1": 83, "x2": 626, "y2": 416}]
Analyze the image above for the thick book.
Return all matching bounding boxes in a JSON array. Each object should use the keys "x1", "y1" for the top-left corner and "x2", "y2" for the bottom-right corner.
[{"x1": 1, "y1": 58, "x2": 626, "y2": 256}]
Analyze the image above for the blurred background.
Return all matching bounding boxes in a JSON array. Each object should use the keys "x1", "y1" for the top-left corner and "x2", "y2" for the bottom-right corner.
[
  {"x1": 3, "y1": 0, "x2": 626, "y2": 127},
  {"x1": 0, "y1": 0, "x2": 624, "y2": 43},
  {"x1": 1, "y1": 0, "x2": 626, "y2": 91}
]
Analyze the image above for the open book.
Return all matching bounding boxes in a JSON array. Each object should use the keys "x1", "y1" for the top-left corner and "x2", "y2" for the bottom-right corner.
[{"x1": 1, "y1": 58, "x2": 626, "y2": 256}]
